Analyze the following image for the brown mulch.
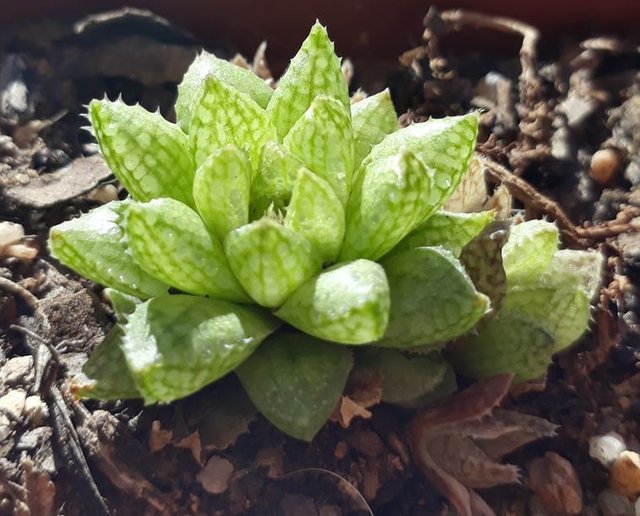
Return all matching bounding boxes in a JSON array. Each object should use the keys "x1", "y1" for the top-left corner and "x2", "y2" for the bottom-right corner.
[{"x1": 1, "y1": 7, "x2": 640, "y2": 516}]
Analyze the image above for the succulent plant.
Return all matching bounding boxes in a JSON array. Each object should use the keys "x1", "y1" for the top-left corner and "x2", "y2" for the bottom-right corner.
[{"x1": 49, "y1": 22, "x2": 602, "y2": 441}]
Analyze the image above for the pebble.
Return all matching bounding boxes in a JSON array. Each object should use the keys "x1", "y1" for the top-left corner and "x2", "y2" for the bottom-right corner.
[
  {"x1": 0, "y1": 389, "x2": 26, "y2": 420},
  {"x1": 24, "y1": 395, "x2": 48, "y2": 426},
  {"x1": 0, "y1": 221, "x2": 24, "y2": 249},
  {"x1": 1, "y1": 355, "x2": 34, "y2": 387},
  {"x1": 527, "y1": 452, "x2": 582, "y2": 515},
  {"x1": 86, "y1": 183, "x2": 118, "y2": 204},
  {"x1": 610, "y1": 451, "x2": 640, "y2": 498},
  {"x1": 590, "y1": 148, "x2": 622, "y2": 185},
  {"x1": 196, "y1": 456, "x2": 234, "y2": 494},
  {"x1": 590, "y1": 432, "x2": 627, "y2": 467}
]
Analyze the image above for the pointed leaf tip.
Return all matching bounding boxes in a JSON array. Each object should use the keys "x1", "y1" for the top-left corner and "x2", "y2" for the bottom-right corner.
[
  {"x1": 122, "y1": 295, "x2": 280, "y2": 403},
  {"x1": 125, "y1": 198, "x2": 249, "y2": 303},
  {"x1": 276, "y1": 259, "x2": 390, "y2": 344},
  {"x1": 237, "y1": 331, "x2": 352, "y2": 441},
  {"x1": 224, "y1": 218, "x2": 321, "y2": 308},
  {"x1": 89, "y1": 99, "x2": 195, "y2": 207},
  {"x1": 267, "y1": 23, "x2": 349, "y2": 140}
]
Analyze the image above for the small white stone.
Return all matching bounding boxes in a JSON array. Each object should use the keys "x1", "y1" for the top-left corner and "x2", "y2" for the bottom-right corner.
[
  {"x1": 0, "y1": 221, "x2": 24, "y2": 249},
  {"x1": 590, "y1": 432, "x2": 627, "y2": 467},
  {"x1": 0, "y1": 389, "x2": 27, "y2": 420}
]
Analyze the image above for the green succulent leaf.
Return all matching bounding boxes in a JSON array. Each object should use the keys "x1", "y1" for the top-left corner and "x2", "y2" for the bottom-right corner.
[
  {"x1": 105, "y1": 288, "x2": 142, "y2": 323},
  {"x1": 193, "y1": 145, "x2": 252, "y2": 241},
  {"x1": 237, "y1": 331, "x2": 352, "y2": 441},
  {"x1": 526, "y1": 249, "x2": 604, "y2": 299},
  {"x1": 340, "y1": 150, "x2": 433, "y2": 262},
  {"x1": 379, "y1": 247, "x2": 490, "y2": 348},
  {"x1": 122, "y1": 294, "x2": 280, "y2": 403},
  {"x1": 125, "y1": 198, "x2": 249, "y2": 303},
  {"x1": 283, "y1": 95, "x2": 354, "y2": 205},
  {"x1": 377, "y1": 349, "x2": 448, "y2": 404},
  {"x1": 459, "y1": 222, "x2": 510, "y2": 315},
  {"x1": 395, "y1": 210, "x2": 495, "y2": 257},
  {"x1": 361, "y1": 113, "x2": 478, "y2": 212},
  {"x1": 284, "y1": 168, "x2": 345, "y2": 263},
  {"x1": 75, "y1": 325, "x2": 140, "y2": 400},
  {"x1": 502, "y1": 220, "x2": 559, "y2": 284},
  {"x1": 504, "y1": 286, "x2": 590, "y2": 352},
  {"x1": 89, "y1": 99, "x2": 195, "y2": 207},
  {"x1": 276, "y1": 259, "x2": 390, "y2": 344},
  {"x1": 224, "y1": 219, "x2": 321, "y2": 308},
  {"x1": 49, "y1": 201, "x2": 168, "y2": 299},
  {"x1": 351, "y1": 89, "x2": 398, "y2": 163},
  {"x1": 250, "y1": 141, "x2": 305, "y2": 219},
  {"x1": 189, "y1": 75, "x2": 276, "y2": 168},
  {"x1": 176, "y1": 51, "x2": 273, "y2": 132},
  {"x1": 447, "y1": 310, "x2": 555, "y2": 382},
  {"x1": 266, "y1": 21, "x2": 349, "y2": 140}
]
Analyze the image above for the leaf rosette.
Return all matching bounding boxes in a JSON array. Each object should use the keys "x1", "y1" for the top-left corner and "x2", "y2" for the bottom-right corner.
[{"x1": 50, "y1": 22, "x2": 601, "y2": 441}]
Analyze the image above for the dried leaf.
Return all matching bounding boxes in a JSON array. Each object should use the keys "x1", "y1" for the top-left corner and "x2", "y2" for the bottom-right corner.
[{"x1": 409, "y1": 375, "x2": 557, "y2": 516}]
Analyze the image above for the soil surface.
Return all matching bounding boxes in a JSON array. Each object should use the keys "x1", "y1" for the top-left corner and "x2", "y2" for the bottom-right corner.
[{"x1": 1, "y1": 7, "x2": 640, "y2": 516}]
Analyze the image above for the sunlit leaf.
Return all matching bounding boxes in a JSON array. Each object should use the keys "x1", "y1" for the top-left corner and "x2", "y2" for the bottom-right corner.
[
  {"x1": 125, "y1": 198, "x2": 249, "y2": 303},
  {"x1": 89, "y1": 99, "x2": 195, "y2": 207},
  {"x1": 284, "y1": 168, "x2": 345, "y2": 263},
  {"x1": 447, "y1": 310, "x2": 554, "y2": 382},
  {"x1": 351, "y1": 89, "x2": 398, "y2": 163},
  {"x1": 123, "y1": 294, "x2": 280, "y2": 403},
  {"x1": 105, "y1": 288, "x2": 141, "y2": 323},
  {"x1": 193, "y1": 145, "x2": 252, "y2": 241},
  {"x1": 176, "y1": 51, "x2": 273, "y2": 132},
  {"x1": 283, "y1": 95, "x2": 354, "y2": 205},
  {"x1": 189, "y1": 76, "x2": 276, "y2": 168},
  {"x1": 504, "y1": 286, "x2": 591, "y2": 352},
  {"x1": 266, "y1": 21, "x2": 349, "y2": 140},
  {"x1": 49, "y1": 201, "x2": 168, "y2": 299},
  {"x1": 379, "y1": 247, "x2": 489, "y2": 348},
  {"x1": 341, "y1": 150, "x2": 433, "y2": 262},
  {"x1": 276, "y1": 259, "x2": 390, "y2": 344},
  {"x1": 237, "y1": 331, "x2": 352, "y2": 441},
  {"x1": 502, "y1": 220, "x2": 559, "y2": 284},
  {"x1": 394, "y1": 210, "x2": 495, "y2": 257},
  {"x1": 224, "y1": 219, "x2": 321, "y2": 307},
  {"x1": 362, "y1": 113, "x2": 478, "y2": 212}
]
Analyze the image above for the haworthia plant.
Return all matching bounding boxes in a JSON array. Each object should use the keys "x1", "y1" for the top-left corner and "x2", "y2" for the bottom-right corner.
[{"x1": 49, "y1": 22, "x2": 602, "y2": 442}]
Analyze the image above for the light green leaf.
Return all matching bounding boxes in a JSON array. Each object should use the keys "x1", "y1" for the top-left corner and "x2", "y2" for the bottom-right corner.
[
  {"x1": 276, "y1": 259, "x2": 390, "y2": 344},
  {"x1": 504, "y1": 286, "x2": 590, "y2": 352},
  {"x1": 266, "y1": 21, "x2": 349, "y2": 140},
  {"x1": 125, "y1": 198, "x2": 249, "y2": 303},
  {"x1": 105, "y1": 288, "x2": 141, "y2": 323},
  {"x1": 122, "y1": 295, "x2": 280, "y2": 403},
  {"x1": 351, "y1": 89, "x2": 398, "y2": 163},
  {"x1": 75, "y1": 325, "x2": 140, "y2": 400},
  {"x1": 283, "y1": 95, "x2": 354, "y2": 205},
  {"x1": 250, "y1": 141, "x2": 305, "y2": 219},
  {"x1": 284, "y1": 168, "x2": 345, "y2": 263},
  {"x1": 193, "y1": 145, "x2": 251, "y2": 241},
  {"x1": 237, "y1": 331, "x2": 352, "y2": 441},
  {"x1": 189, "y1": 76, "x2": 276, "y2": 168},
  {"x1": 224, "y1": 219, "x2": 321, "y2": 307},
  {"x1": 361, "y1": 113, "x2": 478, "y2": 212},
  {"x1": 502, "y1": 220, "x2": 559, "y2": 284},
  {"x1": 529, "y1": 249, "x2": 604, "y2": 299},
  {"x1": 89, "y1": 99, "x2": 195, "y2": 207},
  {"x1": 340, "y1": 150, "x2": 433, "y2": 262},
  {"x1": 376, "y1": 349, "x2": 448, "y2": 404},
  {"x1": 176, "y1": 51, "x2": 273, "y2": 132},
  {"x1": 379, "y1": 247, "x2": 490, "y2": 348},
  {"x1": 447, "y1": 310, "x2": 555, "y2": 382},
  {"x1": 49, "y1": 201, "x2": 168, "y2": 299},
  {"x1": 395, "y1": 210, "x2": 495, "y2": 257}
]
